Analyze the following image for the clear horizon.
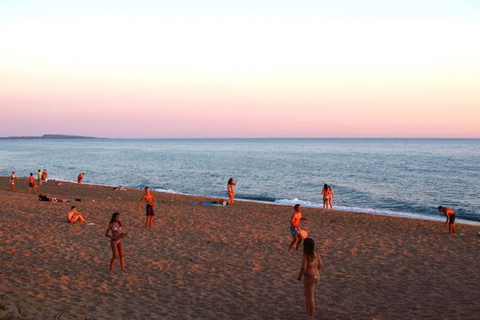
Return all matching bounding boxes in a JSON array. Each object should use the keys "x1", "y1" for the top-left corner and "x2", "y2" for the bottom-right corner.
[{"x1": 1, "y1": 1, "x2": 479, "y2": 138}]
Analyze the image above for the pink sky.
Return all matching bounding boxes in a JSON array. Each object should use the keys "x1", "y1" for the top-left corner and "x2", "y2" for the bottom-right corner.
[{"x1": 1, "y1": 3, "x2": 479, "y2": 138}]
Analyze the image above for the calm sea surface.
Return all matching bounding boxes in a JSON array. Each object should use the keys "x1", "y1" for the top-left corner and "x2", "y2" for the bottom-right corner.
[{"x1": 1, "y1": 138, "x2": 479, "y2": 224}]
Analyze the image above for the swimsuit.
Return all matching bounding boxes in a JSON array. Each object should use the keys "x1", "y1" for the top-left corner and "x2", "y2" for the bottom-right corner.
[
  {"x1": 449, "y1": 213, "x2": 455, "y2": 224},
  {"x1": 304, "y1": 273, "x2": 320, "y2": 284},
  {"x1": 146, "y1": 204, "x2": 155, "y2": 216},
  {"x1": 304, "y1": 255, "x2": 320, "y2": 283},
  {"x1": 111, "y1": 225, "x2": 123, "y2": 244},
  {"x1": 290, "y1": 226, "x2": 299, "y2": 237}
]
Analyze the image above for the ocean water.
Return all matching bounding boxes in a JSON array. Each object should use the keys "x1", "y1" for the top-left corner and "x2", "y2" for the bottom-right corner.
[{"x1": 1, "y1": 138, "x2": 479, "y2": 224}]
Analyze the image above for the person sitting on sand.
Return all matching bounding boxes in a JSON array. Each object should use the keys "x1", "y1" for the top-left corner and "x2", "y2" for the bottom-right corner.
[
  {"x1": 105, "y1": 212, "x2": 127, "y2": 272},
  {"x1": 438, "y1": 206, "x2": 456, "y2": 234},
  {"x1": 227, "y1": 177, "x2": 238, "y2": 205},
  {"x1": 77, "y1": 172, "x2": 84, "y2": 183},
  {"x1": 297, "y1": 238, "x2": 323, "y2": 317},
  {"x1": 137, "y1": 187, "x2": 157, "y2": 228},
  {"x1": 67, "y1": 206, "x2": 86, "y2": 223},
  {"x1": 288, "y1": 204, "x2": 309, "y2": 252},
  {"x1": 28, "y1": 173, "x2": 37, "y2": 194}
]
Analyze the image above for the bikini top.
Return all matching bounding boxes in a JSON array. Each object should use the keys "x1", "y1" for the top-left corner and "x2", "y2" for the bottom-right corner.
[
  {"x1": 111, "y1": 224, "x2": 122, "y2": 233},
  {"x1": 307, "y1": 254, "x2": 319, "y2": 267}
]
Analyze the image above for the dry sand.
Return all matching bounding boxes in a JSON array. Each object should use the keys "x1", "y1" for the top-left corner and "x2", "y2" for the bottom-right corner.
[{"x1": 0, "y1": 177, "x2": 479, "y2": 320}]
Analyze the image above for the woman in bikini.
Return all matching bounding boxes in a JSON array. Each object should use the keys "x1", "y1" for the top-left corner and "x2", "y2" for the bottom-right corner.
[
  {"x1": 227, "y1": 177, "x2": 238, "y2": 205},
  {"x1": 327, "y1": 185, "x2": 334, "y2": 210},
  {"x1": 297, "y1": 238, "x2": 323, "y2": 317},
  {"x1": 105, "y1": 212, "x2": 127, "y2": 272},
  {"x1": 321, "y1": 184, "x2": 329, "y2": 210}
]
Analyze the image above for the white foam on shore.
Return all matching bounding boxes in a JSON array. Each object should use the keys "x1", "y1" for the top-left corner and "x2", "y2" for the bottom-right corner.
[{"x1": 48, "y1": 179, "x2": 480, "y2": 226}]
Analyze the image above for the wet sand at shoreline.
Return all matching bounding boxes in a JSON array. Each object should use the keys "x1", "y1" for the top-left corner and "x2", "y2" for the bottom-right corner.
[{"x1": 1, "y1": 176, "x2": 479, "y2": 319}]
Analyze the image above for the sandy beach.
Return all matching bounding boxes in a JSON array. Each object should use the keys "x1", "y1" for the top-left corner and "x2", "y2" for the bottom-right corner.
[{"x1": 0, "y1": 176, "x2": 479, "y2": 320}]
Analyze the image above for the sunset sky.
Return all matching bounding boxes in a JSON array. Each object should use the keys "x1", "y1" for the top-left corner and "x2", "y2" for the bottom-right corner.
[{"x1": 1, "y1": 0, "x2": 479, "y2": 138}]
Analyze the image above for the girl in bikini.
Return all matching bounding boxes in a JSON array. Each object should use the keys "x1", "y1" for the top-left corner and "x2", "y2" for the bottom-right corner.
[
  {"x1": 321, "y1": 184, "x2": 329, "y2": 210},
  {"x1": 227, "y1": 177, "x2": 237, "y2": 205},
  {"x1": 297, "y1": 238, "x2": 323, "y2": 317},
  {"x1": 327, "y1": 185, "x2": 334, "y2": 210},
  {"x1": 105, "y1": 212, "x2": 128, "y2": 272}
]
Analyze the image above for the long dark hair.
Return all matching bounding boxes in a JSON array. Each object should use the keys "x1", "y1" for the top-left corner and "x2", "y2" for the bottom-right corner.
[
  {"x1": 228, "y1": 178, "x2": 234, "y2": 185},
  {"x1": 323, "y1": 184, "x2": 328, "y2": 191},
  {"x1": 303, "y1": 238, "x2": 315, "y2": 261},
  {"x1": 110, "y1": 212, "x2": 121, "y2": 226}
]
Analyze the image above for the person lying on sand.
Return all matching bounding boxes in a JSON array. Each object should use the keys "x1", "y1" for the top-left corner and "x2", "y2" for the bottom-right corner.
[
  {"x1": 113, "y1": 186, "x2": 132, "y2": 191},
  {"x1": 39, "y1": 194, "x2": 66, "y2": 202},
  {"x1": 67, "y1": 206, "x2": 86, "y2": 223}
]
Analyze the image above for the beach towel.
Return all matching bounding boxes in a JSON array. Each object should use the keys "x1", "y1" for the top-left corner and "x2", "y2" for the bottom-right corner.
[{"x1": 191, "y1": 201, "x2": 225, "y2": 207}]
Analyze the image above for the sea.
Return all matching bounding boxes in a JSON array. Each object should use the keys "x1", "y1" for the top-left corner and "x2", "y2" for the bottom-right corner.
[{"x1": 1, "y1": 138, "x2": 479, "y2": 225}]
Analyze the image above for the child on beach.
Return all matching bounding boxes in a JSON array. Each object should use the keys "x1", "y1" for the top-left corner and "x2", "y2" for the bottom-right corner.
[
  {"x1": 77, "y1": 172, "x2": 84, "y2": 183},
  {"x1": 288, "y1": 204, "x2": 309, "y2": 252},
  {"x1": 37, "y1": 169, "x2": 43, "y2": 186},
  {"x1": 105, "y1": 212, "x2": 127, "y2": 272},
  {"x1": 297, "y1": 238, "x2": 323, "y2": 317},
  {"x1": 227, "y1": 177, "x2": 237, "y2": 204},
  {"x1": 438, "y1": 206, "x2": 456, "y2": 234},
  {"x1": 28, "y1": 173, "x2": 37, "y2": 194},
  {"x1": 137, "y1": 187, "x2": 157, "y2": 228},
  {"x1": 67, "y1": 206, "x2": 86, "y2": 223},
  {"x1": 10, "y1": 172, "x2": 17, "y2": 191}
]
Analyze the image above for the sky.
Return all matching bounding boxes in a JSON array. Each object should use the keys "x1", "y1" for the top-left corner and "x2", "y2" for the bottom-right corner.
[{"x1": 1, "y1": 0, "x2": 479, "y2": 138}]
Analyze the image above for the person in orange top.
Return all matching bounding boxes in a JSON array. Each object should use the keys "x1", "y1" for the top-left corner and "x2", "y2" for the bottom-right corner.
[
  {"x1": 77, "y1": 172, "x2": 84, "y2": 183},
  {"x1": 137, "y1": 187, "x2": 157, "y2": 228},
  {"x1": 438, "y1": 206, "x2": 456, "y2": 234},
  {"x1": 28, "y1": 173, "x2": 37, "y2": 194}
]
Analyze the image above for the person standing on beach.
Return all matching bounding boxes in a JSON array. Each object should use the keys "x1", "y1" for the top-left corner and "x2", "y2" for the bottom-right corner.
[
  {"x1": 289, "y1": 204, "x2": 309, "y2": 252},
  {"x1": 37, "y1": 169, "x2": 43, "y2": 186},
  {"x1": 297, "y1": 238, "x2": 323, "y2": 317},
  {"x1": 227, "y1": 177, "x2": 238, "y2": 205},
  {"x1": 327, "y1": 185, "x2": 334, "y2": 210},
  {"x1": 77, "y1": 173, "x2": 84, "y2": 183},
  {"x1": 321, "y1": 184, "x2": 329, "y2": 210},
  {"x1": 105, "y1": 212, "x2": 127, "y2": 272},
  {"x1": 28, "y1": 173, "x2": 37, "y2": 194},
  {"x1": 137, "y1": 187, "x2": 157, "y2": 228},
  {"x1": 10, "y1": 172, "x2": 17, "y2": 191},
  {"x1": 42, "y1": 169, "x2": 48, "y2": 183},
  {"x1": 438, "y1": 206, "x2": 456, "y2": 234}
]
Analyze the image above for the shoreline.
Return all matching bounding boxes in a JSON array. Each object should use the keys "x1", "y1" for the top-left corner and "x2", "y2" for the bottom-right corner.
[{"x1": 4, "y1": 175, "x2": 479, "y2": 226}]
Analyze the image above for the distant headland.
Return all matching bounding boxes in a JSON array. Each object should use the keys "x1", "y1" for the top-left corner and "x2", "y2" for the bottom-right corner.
[{"x1": 0, "y1": 134, "x2": 102, "y2": 140}]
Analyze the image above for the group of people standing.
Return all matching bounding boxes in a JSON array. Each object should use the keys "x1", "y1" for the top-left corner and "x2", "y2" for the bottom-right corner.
[
  {"x1": 321, "y1": 184, "x2": 334, "y2": 210},
  {"x1": 10, "y1": 169, "x2": 49, "y2": 193}
]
